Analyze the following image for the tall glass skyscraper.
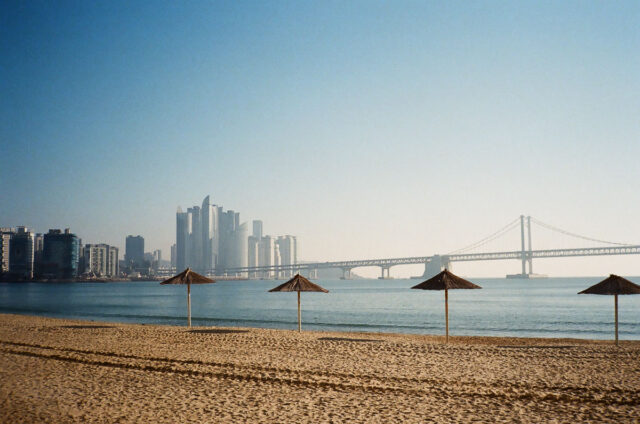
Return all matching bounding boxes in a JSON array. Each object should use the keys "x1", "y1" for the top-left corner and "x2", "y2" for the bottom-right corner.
[
  {"x1": 42, "y1": 229, "x2": 79, "y2": 279},
  {"x1": 175, "y1": 207, "x2": 191, "y2": 271}
]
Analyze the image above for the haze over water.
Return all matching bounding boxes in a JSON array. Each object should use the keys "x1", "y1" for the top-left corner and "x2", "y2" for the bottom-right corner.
[{"x1": 2, "y1": 277, "x2": 639, "y2": 340}]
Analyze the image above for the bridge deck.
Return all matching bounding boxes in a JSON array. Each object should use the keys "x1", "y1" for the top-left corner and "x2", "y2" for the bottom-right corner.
[{"x1": 218, "y1": 245, "x2": 640, "y2": 274}]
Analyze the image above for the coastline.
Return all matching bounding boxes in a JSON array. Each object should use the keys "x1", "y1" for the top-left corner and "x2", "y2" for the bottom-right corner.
[{"x1": 1, "y1": 313, "x2": 639, "y2": 423}]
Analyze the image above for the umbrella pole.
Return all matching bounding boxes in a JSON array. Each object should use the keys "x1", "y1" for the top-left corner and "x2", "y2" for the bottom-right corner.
[
  {"x1": 297, "y1": 290, "x2": 301, "y2": 332},
  {"x1": 615, "y1": 294, "x2": 618, "y2": 346},
  {"x1": 188, "y1": 282, "x2": 191, "y2": 328},
  {"x1": 445, "y1": 288, "x2": 449, "y2": 343}
]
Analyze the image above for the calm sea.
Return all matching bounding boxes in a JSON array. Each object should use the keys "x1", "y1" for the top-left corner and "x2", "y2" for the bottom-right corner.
[{"x1": 1, "y1": 277, "x2": 639, "y2": 340}]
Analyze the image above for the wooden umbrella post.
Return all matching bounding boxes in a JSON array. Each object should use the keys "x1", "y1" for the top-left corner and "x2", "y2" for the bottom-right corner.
[
  {"x1": 187, "y1": 282, "x2": 191, "y2": 328},
  {"x1": 615, "y1": 294, "x2": 618, "y2": 346},
  {"x1": 445, "y1": 288, "x2": 449, "y2": 343},
  {"x1": 297, "y1": 290, "x2": 301, "y2": 332}
]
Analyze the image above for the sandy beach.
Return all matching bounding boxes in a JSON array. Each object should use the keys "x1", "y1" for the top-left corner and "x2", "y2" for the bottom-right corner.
[{"x1": 0, "y1": 313, "x2": 638, "y2": 423}]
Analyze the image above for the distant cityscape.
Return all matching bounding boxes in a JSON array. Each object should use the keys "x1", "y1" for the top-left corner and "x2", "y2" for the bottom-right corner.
[
  {"x1": 175, "y1": 195, "x2": 297, "y2": 278},
  {"x1": 0, "y1": 194, "x2": 298, "y2": 281}
]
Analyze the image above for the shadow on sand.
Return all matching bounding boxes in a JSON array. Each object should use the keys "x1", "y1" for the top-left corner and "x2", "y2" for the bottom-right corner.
[
  {"x1": 318, "y1": 337, "x2": 382, "y2": 343},
  {"x1": 497, "y1": 345, "x2": 575, "y2": 350},
  {"x1": 189, "y1": 329, "x2": 250, "y2": 335},
  {"x1": 60, "y1": 325, "x2": 115, "y2": 329}
]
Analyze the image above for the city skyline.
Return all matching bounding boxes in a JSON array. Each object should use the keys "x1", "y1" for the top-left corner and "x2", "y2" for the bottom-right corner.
[{"x1": 2, "y1": 1, "x2": 639, "y2": 277}]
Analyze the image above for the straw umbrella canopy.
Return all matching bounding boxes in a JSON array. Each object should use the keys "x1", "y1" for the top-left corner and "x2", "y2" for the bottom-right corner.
[
  {"x1": 160, "y1": 268, "x2": 215, "y2": 327},
  {"x1": 578, "y1": 274, "x2": 640, "y2": 346},
  {"x1": 269, "y1": 274, "x2": 328, "y2": 332},
  {"x1": 411, "y1": 269, "x2": 481, "y2": 343}
]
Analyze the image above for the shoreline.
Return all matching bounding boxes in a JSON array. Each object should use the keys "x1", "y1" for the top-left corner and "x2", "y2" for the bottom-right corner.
[
  {"x1": 2, "y1": 310, "x2": 638, "y2": 342},
  {"x1": 1, "y1": 313, "x2": 639, "y2": 423}
]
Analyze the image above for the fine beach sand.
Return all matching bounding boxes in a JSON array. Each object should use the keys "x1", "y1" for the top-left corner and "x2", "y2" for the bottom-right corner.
[{"x1": 1, "y1": 313, "x2": 638, "y2": 423}]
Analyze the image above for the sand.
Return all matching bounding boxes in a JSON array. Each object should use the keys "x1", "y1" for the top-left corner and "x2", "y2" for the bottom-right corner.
[{"x1": 0, "y1": 313, "x2": 638, "y2": 423}]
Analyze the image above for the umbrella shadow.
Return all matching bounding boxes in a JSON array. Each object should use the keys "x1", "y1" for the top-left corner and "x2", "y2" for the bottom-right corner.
[
  {"x1": 318, "y1": 337, "x2": 382, "y2": 343},
  {"x1": 189, "y1": 329, "x2": 249, "y2": 334},
  {"x1": 60, "y1": 325, "x2": 114, "y2": 329},
  {"x1": 497, "y1": 345, "x2": 575, "y2": 350}
]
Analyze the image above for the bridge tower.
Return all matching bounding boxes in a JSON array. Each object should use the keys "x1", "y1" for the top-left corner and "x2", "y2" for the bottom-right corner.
[
  {"x1": 420, "y1": 255, "x2": 451, "y2": 279},
  {"x1": 506, "y1": 215, "x2": 546, "y2": 279}
]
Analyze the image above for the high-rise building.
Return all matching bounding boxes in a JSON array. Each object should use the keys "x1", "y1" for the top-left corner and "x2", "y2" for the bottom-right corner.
[
  {"x1": 42, "y1": 229, "x2": 79, "y2": 279},
  {"x1": 258, "y1": 236, "x2": 276, "y2": 278},
  {"x1": 187, "y1": 206, "x2": 201, "y2": 271},
  {"x1": 125, "y1": 235, "x2": 145, "y2": 267},
  {"x1": 252, "y1": 220, "x2": 263, "y2": 239},
  {"x1": 33, "y1": 233, "x2": 44, "y2": 276},
  {"x1": 83, "y1": 244, "x2": 119, "y2": 277},
  {"x1": 247, "y1": 235, "x2": 259, "y2": 278},
  {"x1": 201, "y1": 196, "x2": 219, "y2": 274},
  {"x1": 276, "y1": 235, "x2": 297, "y2": 277},
  {"x1": 177, "y1": 197, "x2": 249, "y2": 275},
  {"x1": 218, "y1": 209, "x2": 238, "y2": 271},
  {"x1": 170, "y1": 244, "x2": 176, "y2": 268},
  {"x1": 176, "y1": 207, "x2": 191, "y2": 271},
  {"x1": 231, "y1": 222, "x2": 248, "y2": 275},
  {"x1": 0, "y1": 227, "x2": 13, "y2": 274},
  {"x1": 9, "y1": 227, "x2": 34, "y2": 279}
]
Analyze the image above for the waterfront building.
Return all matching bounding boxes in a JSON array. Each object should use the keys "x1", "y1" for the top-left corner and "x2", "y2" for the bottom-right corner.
[
  {"x1": 201, "y1": 196, "x2": 219, "y2": 274},
  {"x1": 276, "y1": 235, "x2": 297, "y2": 278},
  {"x1": 8, "y1": 227, "x2": 34, "y2": 279},
  {"x1": 176, "y1": 196, "x2": 298, "y2": 277},
  {"x1": 247, "y1": 235, "x2": 259, "y2": 278},
  {"x1": 252, "y1": 220, "x2": 263, "y2": 239},
  {"x1": 0, "y1": 228, "x2": 13, "y2": 274},
  {"x1": 231, "y1": 222, "x2": 248, "y2": 275},
  {"x1": 170, "y1": 244, "x2": 176, "y2": 268},
  {"x1": 125, "y1": 235, "x2": 145, "y2": 267},
  {"x1": 42, "y1": 229, "x2": 79, "y2": 279},
  {"x1": 83, "y1": 244, "x2": 119, "y2": 277},
  {"x1": 176, "y1": 207, "x2": 191, "y2": 271},
  {"x1": 258, "y1": 236, "x2": 277, "y2": 278},
  {"x1": 33, "y1": 233, "x2": 44, "y2": 276},
  {"x1": 187, "y1": 206, "x2": 202, "y2": 271},
  {"x1": 218, "y1": 209, "x2": 239, "y2": 271}
]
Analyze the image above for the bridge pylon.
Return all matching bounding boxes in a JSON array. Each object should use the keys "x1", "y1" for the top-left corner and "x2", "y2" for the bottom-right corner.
[
  {"x1": 506, "y1": 215, "x2": 547, "y2": 279},
  {"x1": 378, "y1": 266, "x2": 392, "y2": 279},
  {"x1": 419, "y1": 255, "x2": 451, "y2": 279},
  {"x1": 340, "y1": 267, "x2": 353, "y2": 280}
]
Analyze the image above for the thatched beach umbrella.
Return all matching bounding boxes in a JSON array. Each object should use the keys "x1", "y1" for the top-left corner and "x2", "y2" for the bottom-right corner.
[
  {"x1": 411, "y1": 269, "x2": 481, "y2": 343},
  {"x1": 269, "y1": 274, "x2": 328, "y2": 332},
  {"x1": 160, "y1": 268, "x2": 215, "y2": 327},
  {"x1": 579, "y1": 274, "x2": 640, "y2": 346}
]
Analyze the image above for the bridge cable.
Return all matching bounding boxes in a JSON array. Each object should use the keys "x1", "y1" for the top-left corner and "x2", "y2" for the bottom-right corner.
[
  {"x1": 530, "y1": 217, "x2": 633, "y2": 246},
  {"x1": 446, "y1": 217, "x2": 521, "y2": 254}
]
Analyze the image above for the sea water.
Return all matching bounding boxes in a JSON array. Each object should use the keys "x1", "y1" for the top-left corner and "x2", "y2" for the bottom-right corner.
[{"x1": 1, "y1": 277, "x2": 639, "y2": 340}]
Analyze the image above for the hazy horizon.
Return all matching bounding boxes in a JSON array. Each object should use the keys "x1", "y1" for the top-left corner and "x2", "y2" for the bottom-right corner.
[{"x1": 2, "y1": 1, "x2": 639, "y2": 278}]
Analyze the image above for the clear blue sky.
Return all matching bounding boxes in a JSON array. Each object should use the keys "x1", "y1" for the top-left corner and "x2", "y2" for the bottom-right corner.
[{"x1": 1, "y1": 1, "x2": 639, "y2": 277}]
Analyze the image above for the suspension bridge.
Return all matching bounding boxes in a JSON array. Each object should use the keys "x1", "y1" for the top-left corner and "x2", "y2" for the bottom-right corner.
[{"x1": 217, "y1": 215, "x2": 640, "y2": 279}]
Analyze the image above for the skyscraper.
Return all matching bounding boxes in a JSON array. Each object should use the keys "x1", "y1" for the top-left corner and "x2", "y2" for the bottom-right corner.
[
  {"x1": 42, "y1": 228, "x2": 79, "y2": 279},
  {"x1": 187, "y1": 206, "x2": 201, "y2": 271},
  {"x1": 258, "y1": 235, "x2": 276, "y2": 278},
  {"x1": 0, "y1": 228, "x2": 13, "y2": 274},
  {"x1": 252, "y1": 220, "x2": 263, "y2": 239},
  {"x1": 125, "y1": 235, "x2": 145, "y2": 267},
  {"x1": 201, "y1": 196, "x2": 219, "y2": 273},
  {"x1": 170, "y1": 243, "x2": 176, "y2": 268},
  {"x1": 176, "y1": 196, "x2": 249, "y2": 276},
  {"x1": 176, "y1": 207, "x2": 191, "y2": 271},
  {"x1": 277, "y1": 235, "x2": 297, "y2": 277},
  {"x1": 9, "y1": 227, "x2": 34, "y2": 279}
]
